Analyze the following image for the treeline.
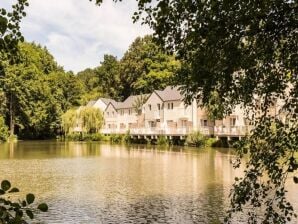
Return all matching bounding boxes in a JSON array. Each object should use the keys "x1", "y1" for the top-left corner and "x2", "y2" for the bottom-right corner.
[
  {"x1": 0, "y1": 42, "x2": 83, "y2": 139},
  {"x1": 78, "y1": 35, "x2": 180, "y2": 102},
  {"x1": 0, "y1": 35, "x2": 180, "y2": 140}
]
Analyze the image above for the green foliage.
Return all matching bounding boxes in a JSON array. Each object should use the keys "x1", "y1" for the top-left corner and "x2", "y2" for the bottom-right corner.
[
  {"x1": 123, "y1": 131, "x2": 131, "y2": 144},
  {"x1": 110, "y1": 134, "x2": 123, "y2": 144},
  {"x1": 156, "y1": 136, "x2": 169, "y2": 146},
  {"x1": 76, "y1": 35, "x2": 180, "y2": 101},
  {"x1": 61, "y1": 109, "x2": 78, "y2": 135},
  {"x1": 100, "y1": 0, "x2": 297, "y2": 222},
  {"x1": 79, "y1": 107, "x2": 103, "y2": 133},
  {"x1": 0, "y1": 42, "x2": 83, "y2": 139},
  {"x1": 119, "y1": 35, "x2": 180, "y2": 99},
  {"x1": 66, "y1": 133, "x2": 104, "y2": 141},
  {"x1": 205, "y1": 138, "x2": 218, "y2": 147},
  {"x1": 77, "y1": 68, "x2": 102, "y2": 104},
  {"x1": 62, "y1": 107, "x2": 103, "y2": 135},
  {"x1": 0, "y1": 180, "x2": 48, "y2": 224},
  {"x1": 95, "y1": 54, "x2": 121, "y2": 100},
  {"x1": 0, "y1": 0, "x2": 28, "y2": 65},
  {"x1": 132, "y1": 94, "x2": 149, "y2": 115},
  {"x1": 186, "y1": 131, "x2": 206, "y2": 147},
  {"x1": 206, "y1": 91, "x2": 225, "y2": 121},
  {"x1": 0, "y1": 116, "x2": 8, "y2": 142}
]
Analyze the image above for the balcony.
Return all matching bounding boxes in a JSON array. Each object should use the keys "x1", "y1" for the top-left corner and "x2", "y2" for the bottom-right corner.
[{"x1": 214, "y1": 126, "x2": 253, "y2": 136}]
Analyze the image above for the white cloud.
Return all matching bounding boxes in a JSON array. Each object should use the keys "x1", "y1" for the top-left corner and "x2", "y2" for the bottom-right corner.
[{"x1": 2, "y1": 0, "x2": 152, "y2": 72}]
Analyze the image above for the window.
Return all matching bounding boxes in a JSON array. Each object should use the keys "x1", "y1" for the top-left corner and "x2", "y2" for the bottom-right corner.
[
  {"x1": 201, "y1": 119, "x2": 208, "y2": 127},
  {"x1": 112, "y1": 112, "x2": 114, "y2": 117},
  {"x1": 148, "y1": 104, "x2": 151, "y2": 111},
  {"x1": 120, "y1": 110, "x2": 124, "y2": 115},
  {"x1": 168, "y1": 102, "x2": 174, "y2": 110},
  {"x1": 230, "y1": 117, "x2": 236, "y2": 127},
  {"x1": 128, "y1": 109, "x2": 131, "y2": 115},
  {"x1": 157, "y1": 103, "x2": 161, "y2": 110},
  {"x1": 107, "y1": 112, "x2": 109, "y2": 116}
]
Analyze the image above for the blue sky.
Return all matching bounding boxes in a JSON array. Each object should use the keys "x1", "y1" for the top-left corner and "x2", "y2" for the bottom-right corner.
[{"x1": 2, "y1": 0, "x2": 151, "y2": 73}]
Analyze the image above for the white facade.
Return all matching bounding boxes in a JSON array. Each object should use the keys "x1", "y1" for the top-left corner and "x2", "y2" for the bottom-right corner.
[
  {"x1": 76, "y1": 86, "x2": 265, "y2": 138},
  {"x1": 142, "y1": 88, "x2": 200, "y2": 135}
]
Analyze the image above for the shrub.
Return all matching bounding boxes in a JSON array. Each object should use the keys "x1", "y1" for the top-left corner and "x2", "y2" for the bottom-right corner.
[
  {"x1": 186, "y1": 131, "x2": 206, "y2": 147},
  {"x1": 123, "y1": 131, "x2": 131, "y2": 143},
  {"x1": 66, "y1": 132, "x2": 82, "y2": 141},
  {"x1": 205, "y1": 138, "x2": 218, "y2": 147},
  {"x1": 110, "y1": 134, "x2": 123, "y2": 143},
  {"x1": 157, "y1": 136, "x2": 169, "y2": 146},
  {"x1": 66, "y1": 133, "x2": 104, "y2": 141},
  {"x1": 0, "y1": 116, "x2": 8, "y2": 142}
]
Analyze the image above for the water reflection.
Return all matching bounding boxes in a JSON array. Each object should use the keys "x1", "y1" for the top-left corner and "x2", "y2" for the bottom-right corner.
[{"x1": 0, "y1": 141, "x2": 296, "y2": 224}]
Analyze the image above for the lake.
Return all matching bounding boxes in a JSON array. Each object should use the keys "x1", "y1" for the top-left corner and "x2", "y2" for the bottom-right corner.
[{"x1": 0, "y1": 141, "x2": 297, "y2": 223}]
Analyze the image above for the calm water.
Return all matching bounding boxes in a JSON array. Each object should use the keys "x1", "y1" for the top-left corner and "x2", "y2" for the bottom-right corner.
[{"x1": 0, "y1": 141, "x2": 297, "y2": 224}]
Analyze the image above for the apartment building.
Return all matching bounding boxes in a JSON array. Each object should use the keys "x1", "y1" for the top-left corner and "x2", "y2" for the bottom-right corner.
[
  {"x1": 142, "y1": 86, "x2": 199, "y2": 135},
  {"x1": 77, "y1": 86, "x2": 279, "y2": 138},
  {"x1": 103, "y1": 94, "x2": 149, "y2": 134}
]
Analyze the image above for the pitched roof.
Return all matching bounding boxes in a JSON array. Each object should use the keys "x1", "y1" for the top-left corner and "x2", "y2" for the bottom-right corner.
[
  {"x1": 155, "y1": 86, "x2": 183, "y2": 101},
  {"x1": 116, "y1": 94, "x2": 150, "y2": 109},
  {"x1": 98, "y1": 98, "x2": 117, "y2": 105},
  {"x1": 86, "y1": 100, "x2": 96, "y2": 107}
]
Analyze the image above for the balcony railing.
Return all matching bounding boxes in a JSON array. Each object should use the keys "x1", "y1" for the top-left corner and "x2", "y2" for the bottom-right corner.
[
  {"x1": 101, "y1": 125, "x2": 252, "y2": 137},
  {"x1": 214, "y1": 126, "x2": 253, "y2": 136}
]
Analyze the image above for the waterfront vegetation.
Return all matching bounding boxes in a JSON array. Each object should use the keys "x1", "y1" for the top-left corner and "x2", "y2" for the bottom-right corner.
[
  {"x1": 63, "y1": 131, "x2": 222, "y2": 149},
  {"x1": 0, "y1": 116, "x2": 8, "y2": 142}
]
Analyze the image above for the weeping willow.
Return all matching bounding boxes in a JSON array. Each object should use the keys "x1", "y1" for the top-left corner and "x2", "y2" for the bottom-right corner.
[
  {"x1": 61, "y1": 109, "x2": 78, "y2": 134},
  {"x1": 62, "y1": 107, "x2": 103, "y2": 134},
  {"x1": 79, "y1": 107, "x2": 103, "y2": 133}
]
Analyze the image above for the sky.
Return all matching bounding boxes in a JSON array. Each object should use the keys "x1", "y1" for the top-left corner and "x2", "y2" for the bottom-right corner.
[{"x1": 2, "y1": 0, "x2": 151, "y2": 73}]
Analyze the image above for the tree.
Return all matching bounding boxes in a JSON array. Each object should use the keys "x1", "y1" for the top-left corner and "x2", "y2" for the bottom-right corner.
[
  {"x1": 0, "y1": 115, "x2": 8, "y2": 142},
  {"x1": 77, "y1": 68, "x2": 102, "y2": 104},
  {"x1": 132, "y1": 94, "x2": 149, "y2": 115},
  {"x1": 0, "y1": 42, "x2": 84, "y2": 139},
  {"x1": 79, "y1": 107, "x2": 103, "y2": 134},
  {"x1": 61, "y1": 109, "x2": 78, "y2": 135},
  {"x1": 91, "y1": 0, "x2": 298, "y2": 222},
  {"x1": 95, "y1": 54, "x2": 121, "y2": 100},
  {"x1": 119, "y1": 35, "x2": 180, "y2": 99},
  {"x1": 62, "y1": 107, "x2": 103, "y2": 135},
  {"x1": 0, "y1": 0, "x2": 28, "y2": 65}
]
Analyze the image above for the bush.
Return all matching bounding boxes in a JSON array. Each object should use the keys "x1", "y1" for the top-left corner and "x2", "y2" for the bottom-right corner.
[
  {"x1": 66, "y1": 132, "x2": 82, "y2": 141},
  {"x1": 211, "y1": 138, "x2": 230, "y2": 148},
  {"x1": 0, "y1": 116, "x2": 8, "y2": 142},
  {"x1": 123, "y1": 131, "x2": 131, "y2": 143},
  {"x1": 186, "y1": 131, "x2": 206, "y2": 147},
  {"x1": 66, "y1": 133, "x2": 104, "y2": 141},
  {"x1": 157, "y1": 136, "x2": 169, "y2": 146},
  {"x1": 205, "y1": 138, "x2": 218, "y2": 147},
  {"x1": 110, "y1": 134, "x2": 123, "y2": 143}
]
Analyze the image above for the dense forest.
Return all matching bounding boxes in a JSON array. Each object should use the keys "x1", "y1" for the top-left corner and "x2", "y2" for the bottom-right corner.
[{"x1": 0, "y1": 35, "x2": 179, "y2": 140}]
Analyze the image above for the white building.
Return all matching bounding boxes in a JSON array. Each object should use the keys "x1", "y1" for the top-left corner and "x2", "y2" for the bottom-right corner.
[
  {"x1": 103, "y1": 94, "x2": 149, "y2": 134},
  {"x1": 142, "y1": 86, "x2": 199, "y2": 135}
]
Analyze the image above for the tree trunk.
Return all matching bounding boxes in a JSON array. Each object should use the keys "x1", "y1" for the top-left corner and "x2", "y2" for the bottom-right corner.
[{"x1": 9, "y1": 93, "x2": 15, "y2": 137}]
